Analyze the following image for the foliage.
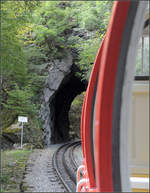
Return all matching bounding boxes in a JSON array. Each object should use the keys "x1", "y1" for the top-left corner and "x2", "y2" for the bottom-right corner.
[
  {"x1": 1, "y1": 1, "x2": 44, "y2": 132},
  {"x1": 73, "y1": 1, "x2": 113, "y2": 80},
  {"x1": 69, "y1": 92, "x2": 85, "y2": 138},
  {"x1": 73, "y1": 1, "x2": 113, "y2": 33},
  {"x1": 1, "y1": 1, "x2": 39, "y2": 81},
  {"x1": 2, "y1": 84, "x2": 36, "y2": 117},
  {"x1": 1, "y1": 149, "x2": 32, "y2": 192},
  {"x1": 29, "y1": 1, "x2": 112, "y2": 62},
  {"x1": 75, "y1": 35, "x2": 102, "y2": 80},
  {"x1": 31, "y1": 1, "x2": 77, "y2": 59}
]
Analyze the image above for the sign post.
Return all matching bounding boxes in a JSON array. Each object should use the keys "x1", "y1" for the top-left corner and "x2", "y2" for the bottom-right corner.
[
  {"x1": 18, "y1": 116, "x2": 28, "y2": 149},
  {"x1": 21, "y1": 122, "x2": 24, "y2": 149}
]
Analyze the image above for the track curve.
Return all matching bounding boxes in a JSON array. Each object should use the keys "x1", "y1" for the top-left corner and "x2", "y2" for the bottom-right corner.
[{"x1": 53, "y1": 141, "x2": 81, "y2": 192}]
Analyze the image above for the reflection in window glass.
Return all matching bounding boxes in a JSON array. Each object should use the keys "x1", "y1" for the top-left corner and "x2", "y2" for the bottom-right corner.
[{"x1": 136, "y1": 36, "x2": 149, "y2": 76}]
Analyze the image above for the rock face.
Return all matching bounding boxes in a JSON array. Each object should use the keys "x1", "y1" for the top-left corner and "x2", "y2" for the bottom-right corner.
[{"x1": 40, "y1": 52, "x2": 87, "y2": 146}]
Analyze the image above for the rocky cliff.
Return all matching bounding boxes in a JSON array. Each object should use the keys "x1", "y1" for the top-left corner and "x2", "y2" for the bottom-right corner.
[{"x1": 40, "y1": 51, "x2": 87, "y2": 146}]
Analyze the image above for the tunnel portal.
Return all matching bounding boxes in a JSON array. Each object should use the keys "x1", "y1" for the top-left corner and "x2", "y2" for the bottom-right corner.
[{"x1": 49, "y1": 73, "x2": 87, "y2": 144}]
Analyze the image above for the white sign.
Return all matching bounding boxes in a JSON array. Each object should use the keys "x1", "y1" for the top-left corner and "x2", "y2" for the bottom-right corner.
[{"x1": 18, "y1": 116, "x2": 28, "y2": 123}]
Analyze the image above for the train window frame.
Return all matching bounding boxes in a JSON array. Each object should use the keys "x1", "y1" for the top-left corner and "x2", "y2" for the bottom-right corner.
[{"x1": 134, "y1": 14, "x2": 149, "y2": 81}]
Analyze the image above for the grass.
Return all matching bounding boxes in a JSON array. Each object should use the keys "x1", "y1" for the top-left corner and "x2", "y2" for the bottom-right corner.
[{"x1": 1, "y1": 149, "x2": 32, "y2": 192}]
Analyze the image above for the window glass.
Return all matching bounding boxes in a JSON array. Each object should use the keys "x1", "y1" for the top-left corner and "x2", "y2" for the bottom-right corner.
[{"x1": 136, "y1": 36, "x2": 149, "y2": 76}]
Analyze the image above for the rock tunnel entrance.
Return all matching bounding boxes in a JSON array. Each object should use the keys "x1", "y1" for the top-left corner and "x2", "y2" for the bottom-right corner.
[
  {"x1": 40, "y1": 53, "x2": 88, "y2": 146},
  {"x1": 50, "y1": 73, "x2": 87, "y2": 144}
]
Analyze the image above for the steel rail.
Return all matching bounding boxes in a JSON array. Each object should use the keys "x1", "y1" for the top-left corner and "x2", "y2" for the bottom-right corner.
[
  {"x1": 63, "y1": 141, "x2": 81, "y2": 184},
  {"x1": 70, "y1": 142, "x2": 81, "y2": 170},
  {"x1": 53, "y1": 141, "x2": 81, "y2": 192}
]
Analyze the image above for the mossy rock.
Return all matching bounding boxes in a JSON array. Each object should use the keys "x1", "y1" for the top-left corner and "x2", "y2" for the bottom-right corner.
[
  {"x1": 4, "y1": 127, "x2": 21, "y2": 134},
  {"x1": 22, "y1": 143, "x2": 34, "y2": 150},
  {"x1": 3, "y1": 122, "x2": 21, "y2": 134}
]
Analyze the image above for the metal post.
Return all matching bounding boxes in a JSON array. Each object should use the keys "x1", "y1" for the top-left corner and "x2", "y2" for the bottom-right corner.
[{"x1": 21, "y1": 122, "x2": 24, "y2": 149}]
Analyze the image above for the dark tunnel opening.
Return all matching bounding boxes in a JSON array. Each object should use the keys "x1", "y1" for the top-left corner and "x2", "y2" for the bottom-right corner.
[{"x1": 50, "y1": 73, "x2": 87, "y2": 144}]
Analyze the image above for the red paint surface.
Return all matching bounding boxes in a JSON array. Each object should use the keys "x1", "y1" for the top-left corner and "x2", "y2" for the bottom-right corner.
[
  {"x1": 94, "y1": 1, "x2": 130, "y2": 192},
  {"x1": 81, "y1": 95, "x2": 86, "y2": 157},
  {"x1": 83, "y1": 39, "x2": 105, "y2": 188}
]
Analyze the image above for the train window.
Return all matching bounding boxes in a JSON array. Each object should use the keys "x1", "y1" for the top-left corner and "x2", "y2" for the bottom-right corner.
[
  {"x1": 136, "y1": 36, "x2": 149, "y2": 76},
  {"x1": 135, "y1": 15, "x2": 149, "y2": 81}
]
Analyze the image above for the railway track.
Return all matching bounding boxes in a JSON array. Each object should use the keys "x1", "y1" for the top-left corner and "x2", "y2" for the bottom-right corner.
[
  {"x1": 63, "y1": 141, "x2": 81, "y2": 183},
  {"x1": 52, "y1": 141, "x2": 81, "y2": 192},
  {"x1": 70, "y1": 142, "x2": 82, "y2": 169}
]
